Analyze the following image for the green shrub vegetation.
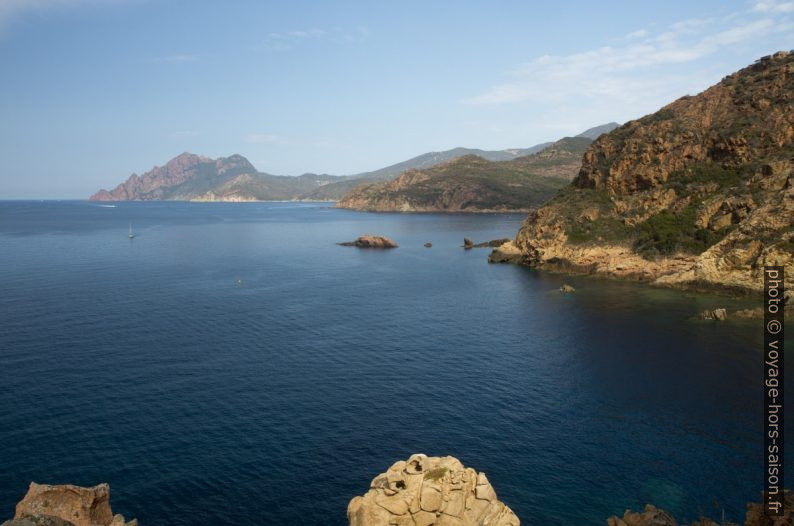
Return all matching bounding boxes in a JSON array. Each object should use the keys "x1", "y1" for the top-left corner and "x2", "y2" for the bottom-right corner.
[
  {"x1": 633, "y1": 207, "x2": 729, "y2": 258},
  {"x1": 665, "y1": 163, "x2": 749, "y2": 195}
]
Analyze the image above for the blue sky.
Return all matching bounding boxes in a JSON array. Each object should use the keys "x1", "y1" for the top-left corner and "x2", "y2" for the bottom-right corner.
[{"x1": 1, "y1": 0, "x2": 792, "y2": 198}]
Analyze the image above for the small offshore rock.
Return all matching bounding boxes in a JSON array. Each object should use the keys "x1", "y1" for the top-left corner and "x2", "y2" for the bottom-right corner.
[
  {"x1": 463, "y1": 237, "x2": 474, "y2": 248},
  {"x1": 338, "y1": 235, "x2": 398, "y2": 248},
  {"x1": 424, "y1": 242, "x2": 432, "y2": 248},
  {"x1": 348, "y1": 454, "x2": 520, "y2": 526},
  {"x1": 560, "y1": 284, "x2": 576, "y2": 293},
  {"x1": 700, "y1": 308, "x2": 727, "y2": 321}
]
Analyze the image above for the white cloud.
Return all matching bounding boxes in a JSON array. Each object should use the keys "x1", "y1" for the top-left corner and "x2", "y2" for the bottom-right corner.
[
  {"x1": 460, "y1": 5, "x2": 793, "y2": 140},
  {"x1": 464, "y1": 11, "x2": 790, "y2": 110},
  {"x1": 753, "y1": 0, "x2": 794, "y2": 13}
]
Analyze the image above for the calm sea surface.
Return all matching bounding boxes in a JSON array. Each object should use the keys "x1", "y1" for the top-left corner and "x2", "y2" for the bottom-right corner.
[{"x1": 0, "y1": 201, "x2": 788, "y2": 525}]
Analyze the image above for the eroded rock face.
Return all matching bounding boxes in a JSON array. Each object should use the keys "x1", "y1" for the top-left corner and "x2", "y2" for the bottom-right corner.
[
  {"x1": 347, "y1": 454, "x2": 520, "y2": 526},
  {"x1": 6, "y1": 483, "x2": 136, "y2": 526},
  {"x1": 338, "y1": 235, "x2": 399, "y2": 248}
]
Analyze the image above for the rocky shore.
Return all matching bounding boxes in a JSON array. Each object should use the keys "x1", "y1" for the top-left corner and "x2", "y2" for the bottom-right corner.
[
  {"x1": 2, "y1": 474, "x2": 789, "y2": 525},
  {"x1": 1, "y1": 483, "x2": 136, "y2": 526}
]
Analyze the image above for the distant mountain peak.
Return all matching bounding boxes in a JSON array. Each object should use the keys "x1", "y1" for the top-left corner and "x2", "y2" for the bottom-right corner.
[{"x1": 575, "y1": 122, "x2": 620, "y2": 140}]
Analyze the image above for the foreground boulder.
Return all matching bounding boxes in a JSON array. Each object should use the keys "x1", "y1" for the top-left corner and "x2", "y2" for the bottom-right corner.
[
  {"x1": 348, "y1": 454, "x2": 520, "y2": 526},
  {"x1": 2, "y1": 483, "x2": 136, "y2": 526},
  {"x1": 338, "y1": 235, "x2": 398, "y2": 248}
]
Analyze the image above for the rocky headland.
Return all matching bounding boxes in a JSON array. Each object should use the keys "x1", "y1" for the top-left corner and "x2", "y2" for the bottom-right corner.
[
  {"x1": 493, "y1": 52, "x2": 794, "y2": 295},
  {"x1": 335, "y1": 137, "x2": 593, "y2": 213}
]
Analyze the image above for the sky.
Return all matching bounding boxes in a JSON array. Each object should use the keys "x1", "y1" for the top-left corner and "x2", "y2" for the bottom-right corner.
[{"x1": 0, "y1": 0, "x2": 792, "y2": 198}]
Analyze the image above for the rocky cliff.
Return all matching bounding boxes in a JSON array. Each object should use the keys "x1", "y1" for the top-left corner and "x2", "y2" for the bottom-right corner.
[
  {"x1": 347, "y1": 454, "x2": 520, "y2": 526},
  {"x1": 336, "y1": 138, "x2": 590, "y2": 213},
  {"x1": 503, "y1": 51, "x2": 794, "y2": 294}
]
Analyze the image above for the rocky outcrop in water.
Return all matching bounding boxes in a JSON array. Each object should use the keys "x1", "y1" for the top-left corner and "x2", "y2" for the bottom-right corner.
[
  {"x1": 348, "y1": 454, "x2": 520, "y2": 526},
  {"x1": 1, "y1": 483, "x2": 136, "y2": 526},
  {"x1": 338, "y1": 235, "x2": 399, "y2": 248},
  {"x1": 507, "y1": 52, "x2": 794, "y2": 295}
]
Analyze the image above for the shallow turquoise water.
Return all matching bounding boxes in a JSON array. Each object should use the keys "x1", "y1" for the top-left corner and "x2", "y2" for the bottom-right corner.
[{"x1": 0, "y1": 201, "x2": 786, "y2": 524}]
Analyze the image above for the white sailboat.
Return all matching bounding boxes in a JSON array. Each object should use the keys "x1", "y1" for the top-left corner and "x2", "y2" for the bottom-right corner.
[{"x1": 128, "y1": 223, "x2": 136, "y2": 239}]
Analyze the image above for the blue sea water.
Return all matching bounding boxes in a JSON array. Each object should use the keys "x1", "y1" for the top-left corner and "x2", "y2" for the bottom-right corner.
[{"x1": 0, "y1": 201, "x2": 789, "y2": 525}]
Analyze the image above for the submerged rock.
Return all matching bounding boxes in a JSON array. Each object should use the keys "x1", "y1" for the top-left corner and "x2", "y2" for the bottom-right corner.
[
  {"x1": 4, "y1": 483, "x2": 136, "y2": 526},
  {"x1": 700, "y1": 308, "x2": 727, "y2": 321},
  {"x1": 607, "y1": 504, "x2": 676, "y2": 526},
  {"x1": 734, "y1": 307, "x2": 764, "y2": 319},
  {"x1": 348, "y1": 454, "x2": 520, "y2": 526},
  {"x1": 338, "y1": 235, "x2": 398, "y2": 248}
]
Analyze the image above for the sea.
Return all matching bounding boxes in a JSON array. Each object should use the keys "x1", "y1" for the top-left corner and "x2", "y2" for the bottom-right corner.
[{"x1": 0, "y1": 200, "x2": 788, "y2": 525}]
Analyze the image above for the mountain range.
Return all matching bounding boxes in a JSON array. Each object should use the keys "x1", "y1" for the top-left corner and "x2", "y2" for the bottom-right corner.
[{"x1": 89, "y1": 124, "x2": 619, "y2": 203}]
